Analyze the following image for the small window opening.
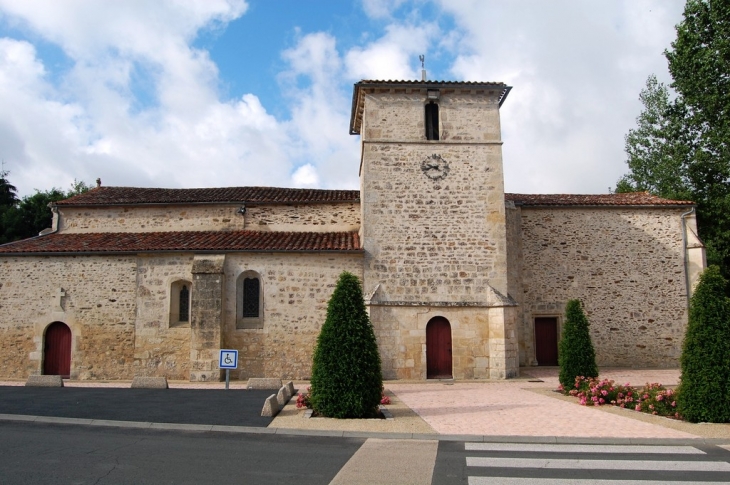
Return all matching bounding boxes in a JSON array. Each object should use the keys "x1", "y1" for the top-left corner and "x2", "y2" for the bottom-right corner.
[
  {"x1": 425, "y1": 101, "x2": 439, "y2": 140},
  {"x1": 242, "y1": 277, "x2": 260, "y2": 318},
  {"x1": 179, "y1": 285, "x2": 189, "y2": 322}
]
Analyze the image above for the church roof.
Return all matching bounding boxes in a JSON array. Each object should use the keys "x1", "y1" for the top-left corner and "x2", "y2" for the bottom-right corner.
[
  {"x1": 506, "y1": 192, "x2": 694, "y2": 207},
  {"x1": 0, "y1": 230, "x2": 361, "y2": 255},
  {"x1": 56, "y1": 186, "x2": 360, "y2": 206}
]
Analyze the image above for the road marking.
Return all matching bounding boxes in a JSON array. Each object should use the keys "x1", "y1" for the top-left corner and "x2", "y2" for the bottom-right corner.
[
  {"x1": 468, "y1": 478, "x2": 730, "y2": 485},
  {"x1": 465, "y1": 443, "x2": 705, "y2": 454},
  {"x1": 466, "y1": 456, "x2": 730, "y2": 472}
]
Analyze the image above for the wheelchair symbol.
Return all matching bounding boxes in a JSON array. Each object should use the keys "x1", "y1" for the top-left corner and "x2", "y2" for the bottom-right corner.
[{"x1": 224, "y1": 354, "x2": 233, "y2": 365}]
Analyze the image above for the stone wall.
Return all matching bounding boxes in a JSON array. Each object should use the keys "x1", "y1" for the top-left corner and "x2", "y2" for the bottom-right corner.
[
  {"x1": 0, "y1": 255, "x2": 137, "y2": 379},
  {"x1": 360, "y1": 89, "x2": 509, "y2": 302},
  {"x1": 369, "y1": 304, "x2": 518, "y2": 380},
  {"x1": 133, "y1": 254, "x2": 193, "y2": 380},
  {"x1": 222, "y1": 252, "x2": 363, "y2": 380},
  {"x1": 514, "y1": 206, "x2": 690, "y2": 367},
  {"x1": 57, "y1": 202, "x2": 360, "y2": 234}
]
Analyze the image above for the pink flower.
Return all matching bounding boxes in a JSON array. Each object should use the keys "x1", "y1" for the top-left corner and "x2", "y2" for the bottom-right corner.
[
  {"x1": 599, "y1": 398, "x2": 605, "y2": 404},
  {"x1": 671, "y1": 401, "x2": 676, "y2": 407},
  {"x1": 656, "y1": 394, "x2": 664, "y2": 401},
  {"x1": 601, "y1": 390, "x2": 608, "y2": 396},
  {"x1": 649, "y1": 404, "x2": 654, "y2": 410},
  {"x1": 635, "y1": 405, "x2": 641, "y2": 411}
]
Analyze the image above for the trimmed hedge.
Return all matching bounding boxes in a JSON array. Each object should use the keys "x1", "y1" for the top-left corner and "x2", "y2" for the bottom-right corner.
[
  {"x1": 678, "y1": 265, "x2": 730, "y2": 423},
  {"x1": 309, "y1": 272, "x2": 383, "y2": 418},
  {"x1": 558, "y1": 299, "x2": 598, "y2": 390}
]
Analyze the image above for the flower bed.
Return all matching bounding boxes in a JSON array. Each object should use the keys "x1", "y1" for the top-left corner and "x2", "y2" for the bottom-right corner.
[{"x1": 561, "y1": 376, "x2": 679, "y2": 419}]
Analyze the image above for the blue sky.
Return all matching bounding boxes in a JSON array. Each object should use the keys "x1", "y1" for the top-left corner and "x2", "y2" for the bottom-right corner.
[{"x1": 0, "y1": 0, "x2": 685, "y2": 198}]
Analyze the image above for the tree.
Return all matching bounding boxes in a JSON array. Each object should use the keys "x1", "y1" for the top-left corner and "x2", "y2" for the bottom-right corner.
[
  {"x1": 309, "y1": 271, "x2": 383, "y2": 418},
  {"x1": 558, "y1": 299, "x2": 598, "y2": 391},
  {"x1": 0, "y1": 173, "x2": 91, "y2": 243},
  {"x1": 677, "y1": 266, "x2": 730, "y2": 422},
  {"x1": 617, "y1": 0, "x2": 730, "y2": 283}
]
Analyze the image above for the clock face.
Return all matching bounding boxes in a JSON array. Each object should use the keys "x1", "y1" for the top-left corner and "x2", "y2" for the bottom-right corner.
[{"x1": 420, "y1": 154, "x2": 450, "y2": 181}]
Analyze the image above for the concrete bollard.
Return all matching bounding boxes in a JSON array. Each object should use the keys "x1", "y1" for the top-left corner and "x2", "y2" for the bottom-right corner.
[
  {"x1": 285, "y1": 381, "x2": 295, "y2": 396},
  {"x1": 131, "y1": 376, "x2": 169, "y2": 389},
  {"x1": 25, "y1": 375, "x2": 64, "y2": 387},
  {"x1": 261, "y1": 394, "x2": 280, "y2": 417},
  {"x1": 276, "y1": 385, "x2": 292, "y2": 406},
  {"x1": 247, "y1": 378, "x2": 283, "y2": 390}
]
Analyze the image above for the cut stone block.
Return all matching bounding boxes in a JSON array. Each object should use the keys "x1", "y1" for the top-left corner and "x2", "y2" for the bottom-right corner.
[
  {"x1": 25, "y1": 375, "x2": 64, "y2": 387},
  {"x1": 261, "y1": 394, "x2": 279, "y2": 417},
  {"x1": 285, "y1": 381, "x2": 295, "y2": 396},
  {"x1": 247, "y1": 378, "x2": 282, "y2": 390},
  {"x1": 276, "y1": 385, "x2": 292, "y2": 406},
  {"x1": 131, "y1": 376, "x2": 169, "y2": 389}
]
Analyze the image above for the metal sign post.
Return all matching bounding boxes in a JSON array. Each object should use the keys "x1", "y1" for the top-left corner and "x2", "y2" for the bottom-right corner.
[{"x1": 219, "y1": 349, "x2": 238, "y2": 390}]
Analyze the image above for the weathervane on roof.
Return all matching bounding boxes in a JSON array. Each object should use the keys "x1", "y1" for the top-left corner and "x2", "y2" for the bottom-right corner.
[{"x1": 419, "y1": 55, "x2": 426, "y2": 81}]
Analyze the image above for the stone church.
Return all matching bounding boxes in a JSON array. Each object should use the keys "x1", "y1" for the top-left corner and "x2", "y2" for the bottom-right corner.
[{"x1": 0, "y1": 80, "x2": 706, "y2": 382}]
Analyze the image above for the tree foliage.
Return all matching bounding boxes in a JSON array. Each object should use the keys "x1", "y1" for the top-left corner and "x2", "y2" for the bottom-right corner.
[
  {"x1": 309, "y1": 271, "x2": 383, "y2": 418},
  {"x1": 677, "y1": 266, "x2": 730, "y2": 422},
  {"x1": 617, "y1": 0, "x2": 730, "y2": 282},
  {"x1": 558, "y1": 299, "x2": 598, "y2": 390},
  {"x1": 0, "y1": 171, "x2": 91, "y2": 244}
]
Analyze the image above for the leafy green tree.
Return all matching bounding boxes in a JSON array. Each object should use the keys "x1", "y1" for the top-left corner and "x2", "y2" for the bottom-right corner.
[
  {"x1": 309, "y1": 271, "x2": 383, "y2": 418},
  {"x1": 677, "y1": 266, "x2": 730, "y2": 422},
  {"x1": 558, "y1": 299, "x2": 598, "y2": 391},
  {"x1": 617, "y1": 0, "x2": 730, "y2": 282},
  {"x1": 0, "y1": 173, "x2": 91, "y2": 243}
]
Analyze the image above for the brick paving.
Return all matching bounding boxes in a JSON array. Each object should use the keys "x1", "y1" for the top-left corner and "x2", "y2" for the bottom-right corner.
[{"x1": 387, "y1": 368, "x2": 697, "y2": 439}]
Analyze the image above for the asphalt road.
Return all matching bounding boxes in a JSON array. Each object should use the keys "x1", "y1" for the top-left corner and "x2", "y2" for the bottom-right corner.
[
  {"x1": 0, "y1": 386, "x2": 274, "y2": 426},
  {"x1": 0, "y1": 420, "x2": 364, "y2": 484}
]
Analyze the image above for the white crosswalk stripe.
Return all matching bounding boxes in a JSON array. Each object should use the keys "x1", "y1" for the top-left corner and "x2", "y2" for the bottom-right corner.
[
  {"x1": 464, "y1": 442, "x2": 730, "y2": 484},
  {"x1": 465, "y1": 443, "x2": 706, "y2": 455}
]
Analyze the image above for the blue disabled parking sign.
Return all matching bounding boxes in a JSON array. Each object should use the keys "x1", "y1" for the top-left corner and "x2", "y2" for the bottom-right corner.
[
  {"x1": 219, "y1": 349, "x2": 238, "y2": 390},
  {"x1": 219, "y1": 349, "x2": 238, "y2": 369}
]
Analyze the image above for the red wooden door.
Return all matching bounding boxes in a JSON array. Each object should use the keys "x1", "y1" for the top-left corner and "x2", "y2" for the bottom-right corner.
[
  {"x1": 426, "y1": 317, "x2": 452, "y2": 379},
  {"x1": 534, "y1": 317, "x2": 558, "y2": 366},
  {"x1": 44, "y1": 322, "x2": 71, "y2": 378}
]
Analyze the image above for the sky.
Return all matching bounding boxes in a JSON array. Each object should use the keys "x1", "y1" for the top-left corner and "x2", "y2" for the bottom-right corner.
[{"x1": 0, "y1": 0, "x2": 686, "y2": 198}]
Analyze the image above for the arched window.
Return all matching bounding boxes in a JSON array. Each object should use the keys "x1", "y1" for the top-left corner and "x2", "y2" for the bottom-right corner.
[
  {"x1": 169, "y1": 280, "x2": 192, "y2": 328},
  {"x1": 425, "y1": 101, "x2": 439, "y2": 140},
  {"x1": 179, "y1": 285, "x2": 190, "y2": 322},
  {"x1": 237, "y1": 271, "x2": 263, "y2": 329}
]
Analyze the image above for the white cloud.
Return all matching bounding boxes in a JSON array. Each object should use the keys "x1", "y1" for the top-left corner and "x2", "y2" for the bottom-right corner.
[
  {"x1": 438, "y1": 0, "x2": 686, "y2": 194},
  {"x1": 292, "y1": 164, "x2": 319, "y2": 187},
  {"x1": 345, "y1": 23, "x2": 437, "y2": 81},
  {"x1": 361, "y1": 0, "x2": 409, "y2": 19}
]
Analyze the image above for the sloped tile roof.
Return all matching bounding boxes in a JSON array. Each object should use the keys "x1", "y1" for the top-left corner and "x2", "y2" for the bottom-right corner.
[
  {"x1": 57, "y1": 186, "x2": 360, "y2": 206},
  {"x1": 505, "y1": 192, "x2": 694, "y2": 207},
  {"x1": 0, "y1": 231, "x2": 361, "y2": 254}
]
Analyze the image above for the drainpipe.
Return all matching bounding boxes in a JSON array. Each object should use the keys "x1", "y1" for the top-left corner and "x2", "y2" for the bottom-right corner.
[{"x1": 680, "y1": 206, "x2": 696, "y2": 308}]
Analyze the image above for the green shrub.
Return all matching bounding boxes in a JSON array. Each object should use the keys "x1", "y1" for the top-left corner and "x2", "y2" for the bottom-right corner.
[
  {"x1": 558, "y1": 299, "x2": 598, "y2": 390},
  {"x1": 309, "y1": 271, "x2": 383, "y2": 418},
  {"x1": 677, "y1": 265, "x2": 730, "y2": 423}
]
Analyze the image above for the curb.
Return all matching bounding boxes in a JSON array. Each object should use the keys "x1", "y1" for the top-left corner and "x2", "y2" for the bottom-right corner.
[{"x1": 2, "y1": 413, "x2": 728, "y2": 446}]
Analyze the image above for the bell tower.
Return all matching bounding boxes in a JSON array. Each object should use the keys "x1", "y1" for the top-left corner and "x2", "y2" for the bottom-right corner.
[{"x1": 350, "y1": 80, "x2": 519, "y2": 379}]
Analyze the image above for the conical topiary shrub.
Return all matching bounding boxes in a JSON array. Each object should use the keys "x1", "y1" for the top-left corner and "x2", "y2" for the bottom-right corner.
[
  {"x1": 309, "y1": 271, "x2": 383, "y2": 418},
  {"x1": 677, "y1": 265, "x2": 730, "y2": 423},
  {"x1": 558, "y1": 299, "x2": 598, "y2": 391}
]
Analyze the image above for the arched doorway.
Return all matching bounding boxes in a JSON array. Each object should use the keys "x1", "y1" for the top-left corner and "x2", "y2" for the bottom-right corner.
[
  {"x1": 426, "y1": 316, "x2": 452, "y2": 379},
  {"x1": 43, "y1": 322, "x2": 71, "y2": 378}
]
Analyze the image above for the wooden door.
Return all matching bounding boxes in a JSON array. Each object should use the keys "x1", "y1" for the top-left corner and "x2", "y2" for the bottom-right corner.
[
  {"x1": 534, "y1": 317, "x2": 558, "y2": 366},
  {"x1": 44, "y1": 322, "x2": 71, "y2": 378},
  {"x1": 426, "y1": 317, "x2": 452, "y2": 379}
]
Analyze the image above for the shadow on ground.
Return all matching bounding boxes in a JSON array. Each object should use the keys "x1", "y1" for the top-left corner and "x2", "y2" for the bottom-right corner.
[{"x1": 0, "y1": 386, "x2": 274, "y2": 427}]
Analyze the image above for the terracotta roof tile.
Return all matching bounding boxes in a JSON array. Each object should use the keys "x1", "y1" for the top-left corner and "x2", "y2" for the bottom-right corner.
[
  {"x1": 505, "y1": 192, "x2": 694, "y2": 207},
  {"x1": 57, "y1": 186, "x2": 360, "y2": 206},
  {"x1": 0, "y1": 231, "x2": 361, "y2": 254}
]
